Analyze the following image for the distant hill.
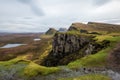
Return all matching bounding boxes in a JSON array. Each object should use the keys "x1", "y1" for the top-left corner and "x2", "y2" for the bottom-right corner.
[
  {"x1": 58, "y1": 28, "x2": 67, "y2": 32},
  {"x1": 45, "y1": 28, "x2": 57, "y2": 35},
  {"x1": 69, "y1": 22, "x2": 120, "y2": 32}
]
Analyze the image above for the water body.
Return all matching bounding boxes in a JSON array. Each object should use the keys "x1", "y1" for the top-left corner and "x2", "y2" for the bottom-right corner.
[
  {"x1": 0, "y1": 44, "x2": 26, "y2": 48},
  {"x1": 34, "y1": 38, "x2": 41, "y2": 41}
]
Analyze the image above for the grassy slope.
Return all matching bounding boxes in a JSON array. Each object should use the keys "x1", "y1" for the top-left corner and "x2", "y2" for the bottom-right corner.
[
  {"x1": 70, "y1": 22, "x2": 120, "y2": 33},
  {"x1": 0, "y1": 32, "x2": 120, "y2": 79},
  {"x1": 68, "y1": 35, "x2": 120, "y2": 69},
  {"x1": 0, "y1": 56, "x2": 60, "y2": 78},
  {"x1": 24, "y1": 62, "x2": 60, "y2": 77},
  {"x1": 0, "y1": 35, "x2": 60, "y2": 78}
]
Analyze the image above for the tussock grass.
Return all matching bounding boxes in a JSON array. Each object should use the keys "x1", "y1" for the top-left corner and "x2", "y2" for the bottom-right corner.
[{"x1": 24, "y1": 62, "x2": 60, "y2": 77}]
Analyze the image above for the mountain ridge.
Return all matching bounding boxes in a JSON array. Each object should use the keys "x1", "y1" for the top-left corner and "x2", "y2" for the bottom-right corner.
[{"x1": 69, "y1": 22, "x2": 120, "y2": 32}]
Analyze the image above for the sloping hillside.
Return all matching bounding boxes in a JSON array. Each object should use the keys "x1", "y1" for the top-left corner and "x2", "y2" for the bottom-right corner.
[
  {"x1": 45, "y1": 28, "x2": 57, "y2": 35},
  {"x1": 69, "y1": 22, "x2": 120, "y2": 33},
  {"x1": 0, "y1": 22, "x2": 120, "y2": 80}
]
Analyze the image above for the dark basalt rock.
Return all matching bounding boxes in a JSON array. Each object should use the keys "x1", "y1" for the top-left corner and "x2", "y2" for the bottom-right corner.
[
  {"x1": 41, "y1": 33, "x2": 110, "y2": 67},
  {"x1": 52, "y1": 33, "x2": 91, "y2": 55}
]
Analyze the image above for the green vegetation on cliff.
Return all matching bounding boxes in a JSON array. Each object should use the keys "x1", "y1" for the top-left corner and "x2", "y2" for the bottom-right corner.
[{"x1": 68, "y1": 35, "x2": 120, "y2": 68}]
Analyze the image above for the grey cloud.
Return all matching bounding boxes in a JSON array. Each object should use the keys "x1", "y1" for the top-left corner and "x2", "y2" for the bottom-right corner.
[
  {"x1": 30, "y1": 2, "x2": 44, "y2": 16},
  {"x1": 18, "y1": 0, "x2": 44, "y2": 16},
  {"x1": 18, "y1": 0, "x2": 31, "y2": 3},
  {"x1": 93, "y1": 0, "x2": 110, "y2": 6},
  {"x1": 0, "y1": 0, "x2": 120, "y2": 32}
]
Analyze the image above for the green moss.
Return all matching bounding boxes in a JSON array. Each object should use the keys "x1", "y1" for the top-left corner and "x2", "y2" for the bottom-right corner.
[
  {"x1": 24, "y1": 62, "x2": 60, "y2": 77},
  {"x1": 0, "y1": 56, "x2": 60, "y2": 78},
  {"x1": 58, "y1": 74, "x2": 111, "y2": 80},
  {"x1": 0, "y1": 56, "x2": 29, "y2": 66},
  {"x1": 57, "y1": 31, "x2": 95, "y2": 38},
  {"x1": 66, "y1": 31, "x2": 80, "y2": 35},
  {"x1": 57, "y1": 31, "x2": 80, "y2": 35},
  {"x1": 94, "y1": 35, "x2": 120, "y2": 42},
  {"x1": 94, "y1": 35, "x2": 113, "y2": 42},
  {"x1": 67, "y1": 49, "x2": 108, "y2": 68},
  {"x1": 0, "y1": 57, "x2": 30, "y2": 80}
]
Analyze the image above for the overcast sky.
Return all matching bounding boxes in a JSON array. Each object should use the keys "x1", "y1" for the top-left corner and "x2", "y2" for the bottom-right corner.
[{"x1": 0, "y1": 0, "x2": 120, "y2": 32}]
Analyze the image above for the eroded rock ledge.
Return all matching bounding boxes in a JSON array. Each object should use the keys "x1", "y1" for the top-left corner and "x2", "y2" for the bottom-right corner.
[{"x1": 41, "y1": 32, "x2": 110, "y2": 67}]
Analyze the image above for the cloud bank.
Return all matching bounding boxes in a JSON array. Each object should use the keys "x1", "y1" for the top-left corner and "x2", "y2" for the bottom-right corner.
[{"x1": 0, "y1": 0, "x2": 120, "y2": 32}]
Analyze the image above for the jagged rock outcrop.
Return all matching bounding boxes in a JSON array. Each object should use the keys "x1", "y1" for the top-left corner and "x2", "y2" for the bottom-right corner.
[
  {"x1": 41, "y1": 32, "x2": 110, "y2": 66},
  {"x1": 45, "y1": 28, "x2": 57, "y2": 35},
  {"x1": 52, "y1": 33, "x2": 91, "y2": 56}
]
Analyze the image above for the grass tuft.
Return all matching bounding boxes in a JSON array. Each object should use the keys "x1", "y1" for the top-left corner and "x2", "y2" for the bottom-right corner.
[{"x1": 24, "y1": 62, "x2": 60, "y2": 77}]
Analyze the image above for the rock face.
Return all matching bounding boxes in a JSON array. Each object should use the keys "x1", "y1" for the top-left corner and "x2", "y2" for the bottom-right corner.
[
  {"x1": 45, "y1": 28, "x2": 57, "y2": 35},
  {"x1": 41, "y1": 32, "x2": 110, "y2": 66},
  {"x1": 52, "y1": 33, "x2": 90, "y2": 55}
]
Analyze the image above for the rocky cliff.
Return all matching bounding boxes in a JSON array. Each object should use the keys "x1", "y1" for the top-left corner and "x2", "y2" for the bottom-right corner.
[
  {"x1": 68, "y1": 22, "x2": 120, "y2": 32},
  {"x1": 52, "y1": 33, "x2": 91, "y2": 56},
  {"x1": 41, "y1": 32, "x2": 110, "y2": 66}
]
